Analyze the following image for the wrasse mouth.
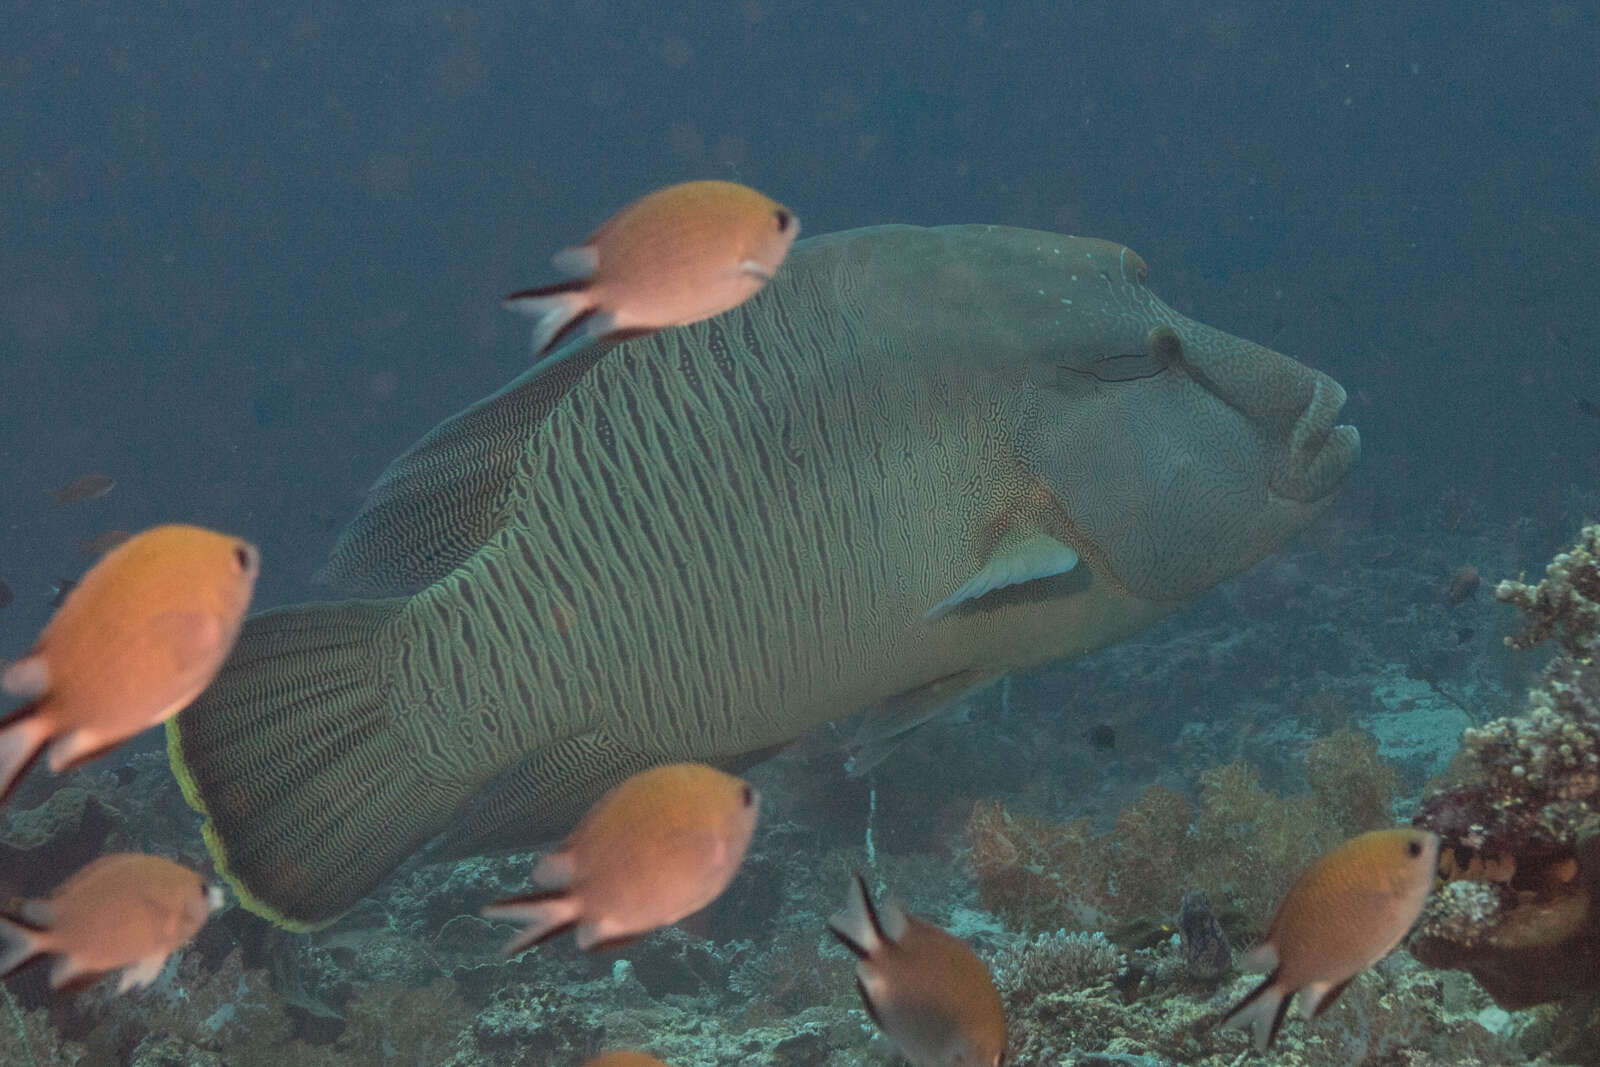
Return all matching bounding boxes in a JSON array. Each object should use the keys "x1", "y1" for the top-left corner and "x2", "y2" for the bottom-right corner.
[
  {"x1": 738, "y1": 262, "x2": 775, "y2": 283},
  {"x1": 1273, "y1": 376, "x2": 1360, "y2": 503}
]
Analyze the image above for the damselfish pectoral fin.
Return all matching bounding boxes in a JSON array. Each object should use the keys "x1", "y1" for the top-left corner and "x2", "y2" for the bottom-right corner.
[
  {"x1": 0, "y1": 713, "x2": 50, "y2": 806},
  {"x1": 550, "y1": 245, "x2": 599, "y2": 279},
  {"x1": 147, "y1": 610, "x2": 224, "y2": 672},
  {"x1": 1220, "y1": 970, "x2": 1291, "y2": 1053},
  {"x1": 1, "y1": 657, "x2": 49, "y2": 700},
  {"x1": 926, "y1": 531, "x2": 1079, "y2": 620},
  {"x1": 115, "y1": 952, "x2": 169, "y2": 993}
]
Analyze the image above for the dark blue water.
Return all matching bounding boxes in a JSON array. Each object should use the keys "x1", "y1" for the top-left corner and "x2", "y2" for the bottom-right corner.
[{"x1": 1, "y1": 2, "x2": 1595, "y2": 1064}]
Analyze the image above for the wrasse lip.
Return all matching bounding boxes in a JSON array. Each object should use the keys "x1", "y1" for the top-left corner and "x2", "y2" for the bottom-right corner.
[
  {"x1": 1274, "y1": 378, "x2": 1359, "y2": 503},
  {"x1": 739, "y1": 263, "x2": 775, "y2": 282}
]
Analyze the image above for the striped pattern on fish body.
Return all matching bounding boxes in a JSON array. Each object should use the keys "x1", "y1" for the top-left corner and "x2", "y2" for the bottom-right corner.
[
  {"x1": 170, "y1": 223, "x2": 1361, "y2": 927},
  {"x1": 383, "y1": 267, "x2": 1110, "y2": 781}
]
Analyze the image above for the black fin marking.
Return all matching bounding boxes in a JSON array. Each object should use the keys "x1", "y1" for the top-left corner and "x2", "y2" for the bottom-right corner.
[
  {"x1": 523, "y1": 919, "x2": 576, "y2": 953},
  {"x1": 484, "y1": 890, "x2": 576, "y2": 957},
  {"x1": 1219, "y1": 969, "x2": 1277, "y2": 1029},
  {"x1": 53, "y1": 968, "x2": 105, "y2": 994},
  {"x1": 538, "y1": 306, "x2": 600, "y2": 359},
  {"x1": 1267, "y1": 988, "x2": 1292, "y2": 1049},
  {"x1": 503, "y1": 279, "x2": 588, "y2": 302},
  {"x1": 585, "y1": 932, "x2": 643, "y2": 954},
  {"x1": 1312, "y1": 976, "x2": 1354, "y2": 1017},
  {"x1": 504, "y1": 918, "x2": 576, "y2": 958},
  {"x1": 0, "y1": 914, "x2": 45, "y2": 979},
  {"x1": 0, "y1": 907, "x2": 46, "y2": 935},
  {"x1": 53, "y1": 735, "x2": 129, "y2": 774},
  {"x1": 0, "y1": 694, "x2": 42, "y2": 728},
  {"x1": 828, "y1": 924, "x2": 869, "y2": 960},
  {"x1": 489, "y1": 889, "x2": 566, "y2": 907},
  {"x1": 855, "y1": 977, "x2": 883, "y2": 1028},
  {"x1": 854, "y1": 872, "x2": 891, "y2": 945},
  {"x1": 0, "y1": 705, "x2": 46, "y2": 809}
]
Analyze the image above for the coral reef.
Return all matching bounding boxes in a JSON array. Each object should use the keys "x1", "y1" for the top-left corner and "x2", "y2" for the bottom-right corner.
[
  {"x1": 970, "y1": 728, "x2": 1399, "y2": 939},
  {"x1": 996, "y1": 931, "x2": 1521, "y2": 1067},
  {"x1": 3, "y1": 513, "x2": 1586, "y2": 1065},
  {"x1": 0, "y1": 787, "x2": 128, "y2": 900},
  {"x1": 1411, "y1": 525, "x2": 1600, "y2": 1010},
  {"x1": 1176, "y1": 893, "x2": 1230, "y2": 982},
  {"x1": 989, "y1": 930, "x2": 1125, "y2": 1003},
  {"x1": 1496, "y1": 524, "x2": 1600, "y2": 655}
]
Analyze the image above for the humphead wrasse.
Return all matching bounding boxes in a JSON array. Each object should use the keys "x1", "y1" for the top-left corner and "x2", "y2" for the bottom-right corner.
[{"x1": 168, "y1": 224, "x2": 1360, "y2": 929}]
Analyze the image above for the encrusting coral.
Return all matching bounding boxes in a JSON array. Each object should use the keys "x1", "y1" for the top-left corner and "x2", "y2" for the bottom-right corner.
[
  {"x1": 969, "y1": 727, "x2": 1399, "y2": 939},
  {"x1": 1411, "y1": 524, "x2": 1600, "y2": 1009}
]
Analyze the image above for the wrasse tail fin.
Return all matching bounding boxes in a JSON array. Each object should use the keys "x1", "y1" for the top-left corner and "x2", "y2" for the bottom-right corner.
[{"x1": 167, "y1": 598, "x2": 469, "y2": 931}]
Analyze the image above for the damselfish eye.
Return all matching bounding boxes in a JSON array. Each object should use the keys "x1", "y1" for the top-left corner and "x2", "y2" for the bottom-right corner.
[
  {"x1": 1406, "y1": 839, "x2": 1423, "y2": 859},
  {"x1": 233, "y1": 543, "x2": 259, "y2": 576},
  {"x1": 774, "y1": 209, "x2": 792, "y2": 233},
  {"x1": 740, "y1": 784, "x2": 755, "y2": 807}
]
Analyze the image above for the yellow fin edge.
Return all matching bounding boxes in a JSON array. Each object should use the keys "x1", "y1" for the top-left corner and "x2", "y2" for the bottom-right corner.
[{"x1": 164, "y1": 716, "x2": 333, "y2": 933}]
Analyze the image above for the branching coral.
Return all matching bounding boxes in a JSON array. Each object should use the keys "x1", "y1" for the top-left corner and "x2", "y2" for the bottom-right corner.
[
  {"x1": 1495, "y1": 523, "x2": 1600, "y2": 655},
  {"x1": 989, "y1": 930, "x2": 1125, "y2": 1004},
  {"x1": 970, "y1": 728, "x2": 1398, "y2": 937},
  {"x1": 1412, "y1": 524, "x2": 1600, "y2": 1008}
]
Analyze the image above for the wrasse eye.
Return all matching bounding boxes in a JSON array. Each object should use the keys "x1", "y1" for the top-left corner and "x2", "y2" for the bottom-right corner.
[
  {"x1": 774, "y1": 209, "x2": 792, "y2": 233},
  {"x1": 1148, "y1": 325, "x2": 1184, "y2": 366},
  {"x1": 740, "y1": 784, "x2": 755, "y2": 807},
  {"x1": 233, "y1": 544, "x2": 259, "y2": 576},
  {"x1": 1406, "y1": 840, "x2": 1423, "y2": 858}
]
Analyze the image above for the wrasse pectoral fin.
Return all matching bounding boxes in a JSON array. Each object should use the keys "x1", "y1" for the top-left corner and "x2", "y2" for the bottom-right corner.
[{"x1": 926, "y1": 531, "x2": 1078, "y2": 620}]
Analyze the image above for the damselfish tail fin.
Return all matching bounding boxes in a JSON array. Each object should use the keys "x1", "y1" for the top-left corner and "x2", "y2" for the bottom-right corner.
[
  {"x1": 167, "y1": 599, "x2": 465, "y2": 930},
  {"x1": 0, "y1": 910, "x2": 44, "y2": 979},
  {"x1": 480, "y1": 892, "x2": 582, "y2": 957},
  {"x1": 1220, "y1": 971, "x2": 1291, "y2": 1053},
  {"x1": 501, "y1": 282, "x2": 607, "y2": 364},
  {"x1": 0, "y1": 710, "x2": 50, "y2": 808}
]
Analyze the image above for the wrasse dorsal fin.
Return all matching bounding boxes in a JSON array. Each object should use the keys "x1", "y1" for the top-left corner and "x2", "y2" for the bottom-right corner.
[{"x1": 313, "y1": 341, "x2": 622, "y2": 596}]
